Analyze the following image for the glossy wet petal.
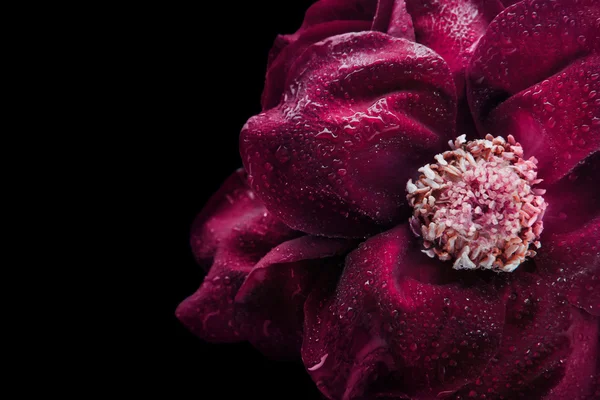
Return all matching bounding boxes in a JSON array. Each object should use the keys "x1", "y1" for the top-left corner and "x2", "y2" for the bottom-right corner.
[
  {"x1": 467, "y1": 0, "x2": 600, "y2": 184},
  {"x1": 372, "y1": 0, "x2": 415, "y2": 39},
  {"x1": 262, "y1": 0, "x2": 415, "y2": 110},
  {"x1": 453, "y1": 274, "x2": 599, "y2": 400},
  {"x1": 537, "y1": 216, "x2": 600, "y2": 317},
  {"x1": 301, "y1": 226, "x2": 506, "y2": 399},
  {"x1": 405, "y1": 0, "x2": 504, "y2": 94},
  {"x1": 242, "y1": 32, "x2": 457, "y2": 238},
  {"x1": 234, "y1": 235, "x2": 353, "y2": 357},
  {"x1": 177, "y1": 170, "x2": 303, "y2": 356}
]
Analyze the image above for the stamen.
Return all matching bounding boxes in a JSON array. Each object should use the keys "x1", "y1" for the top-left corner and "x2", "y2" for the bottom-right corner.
[{"x1": 406, "y1": 135, "x2": 547, "y2": 272}]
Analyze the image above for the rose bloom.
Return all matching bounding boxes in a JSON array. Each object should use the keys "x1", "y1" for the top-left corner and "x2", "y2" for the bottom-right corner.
[{"x1": 177, "y1": 0, "x2": 599, "y2": 399}]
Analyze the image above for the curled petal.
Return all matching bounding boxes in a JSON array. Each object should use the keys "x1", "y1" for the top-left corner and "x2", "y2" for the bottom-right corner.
[
  {"x1": 188, "y1": 169, "x2": 297, "y2": 270},
  {"x1": 263, "y1": 20, "x2": 373, "y2": 110},
  {"x1": 405, "y1": 0, "x2": 504, "y2": 94},
  {"x1": 301, "y1": 225, "x2": 506, "y2": 399},
  {"x1": 242, "y1": 32, "x2": 457, "y2": 237},
  {"x1": 537, "y1": 216, "x2": 600, "y2": 316},
  {"x1": 263, "y1": 0, "x2": 415, "y2": 110},
  {"x1": 372, "y1": 0, "x2": 415, "y2": 39},
  {"x1": 177, "y1": 170, "x2": 308, "y2": 357},
  {"x1": 454, "y1": 274, "x2": 599, "y2": 400},
  {"x1": 234, "y1": 236, "x2": 354, "y2": 357},
  {"x1": 467, "y1": 0, "x2": 600, "y2": 183}
]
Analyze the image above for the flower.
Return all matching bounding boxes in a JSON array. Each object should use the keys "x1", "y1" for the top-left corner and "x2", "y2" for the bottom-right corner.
[{"x1": 177, "y1": 1, "x2": 599, "y2": 399}]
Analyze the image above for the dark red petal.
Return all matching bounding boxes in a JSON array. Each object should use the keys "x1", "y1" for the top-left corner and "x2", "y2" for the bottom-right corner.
[
  {"x1": 233, "y1": 235, "x2": 353, "y2": 358},
  {"x1": 301, "y1": 225, "x2": 506, "y2": 399},
  {"x1": 405, "y1": 0, "x2": 504, "y2": 94},
  {"x1": 454, "y1": 274, "x2": 599, "y2": 400},
  {"x1": 188, "y1": 169, "x2": 297, "y2": 270},
  {"x1": 543, "y1": 312, "x2": 599, "y2": 400},
  {"x1": 537, "y1": 216, "x2": 600, "y2": 317},
  {"x1": 500, "y1": 0, "x2": 521, "y2": 6},
  {"x1": 467, "y1": 0, "x2": 600, "y2": 182},
  {"x1": 543, "y1": 152, "x2": 600, "y2": 234},
  {"x1": 477, "y1": 55, "x2": 600, "y2": 185},
  {"x1": 372, "y1": 0, "x2": 415, "y2": 40},
  {"x1": 242, "y1": 32, "x2": 457, "y2": 238},
  {"x1": 300, "y1": 0, "x2": 379, "y2": 31},
  {"x1": 262, "y1": 21, "x2": 373, "y2": 110},
  {"x1": 262, "y1": 0, "x2": 415, "y2": 110},
  {"x1": 176, "y1": 170, "x2": 302, "y2": 355}
]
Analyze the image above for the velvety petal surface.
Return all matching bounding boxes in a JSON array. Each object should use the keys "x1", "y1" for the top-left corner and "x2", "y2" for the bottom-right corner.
[
  {"x1": 404, "y1": 0, "x2": 504, "y2": 95},
  {"x1": 242, "y1": 32, "x2": 457, "y2": 238},
  {"x1": 177, "y1": 170, "x2": 350, "y2": 358},
  {"x1": 301, "y1": 226, "x2": 507, "y2": 399},
  {"x1": 262, "y1": 0, "x2": 415, "y2": 110},
  {"x1": 467, "y1": 0, "x2": 600, "y2": 185}
]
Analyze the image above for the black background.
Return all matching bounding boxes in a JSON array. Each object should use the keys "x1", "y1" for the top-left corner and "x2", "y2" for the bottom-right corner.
[{"x1": 147, "y1": 1, "x2": 325, "y2": 398}]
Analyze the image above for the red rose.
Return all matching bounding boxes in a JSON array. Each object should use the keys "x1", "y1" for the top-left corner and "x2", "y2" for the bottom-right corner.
[{"x1": 178, "y1": 1, "x2": 599, "y2": 398}]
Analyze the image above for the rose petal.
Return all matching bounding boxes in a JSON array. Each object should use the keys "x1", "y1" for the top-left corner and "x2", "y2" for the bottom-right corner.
[
  {"x1": 543, "y1": 152, "x2": 600, "y2": 234},
  {"x1": 372, "y1": 0, "x2": 415, "y2": 40},
  {"x1": 544, "y1": 311, "x2": 599, "y2": 400},
  {"x1": 299, "y1": 0, "x2": 379, "y2": 31},
  {"x1": 478, "y1": 56, "x2": 600, "y2": 185},
  {"x1": 262, "y1": 21, "x2": 373, "y2": 110},
  {"x1": 500, "y1": 0, "x2": 521, "y2": 7},
  {"x1": 467, "y1": 0, "x2": 600, "y2": 183},
  {"x1": 537, "y1": 216, "x2": 600, "y2": 317},
  {"x1": 454, "y1": 274, "x2": 599, "y2": 400},
  {"x1": 188, "y1": 169, "x2": 298, "y2": 270},
  {"x1": 405, "y1": 0, "x2": 504, "y2": 94},
  {"x1": 176, "y1": 170, "x2": 303, "y2": 356},
  {"x1": 301, "y1": 225, "x2": 506, "y2": 399},
  {"x1": 234, "y1": 235, "x2": 354, "y2": 357},
  {"x1": 242, "y1": 32, "x2": 457, "y2": 238},
  {"x1": 262, "y1": 0, "x2": 415, "y2": 110}
]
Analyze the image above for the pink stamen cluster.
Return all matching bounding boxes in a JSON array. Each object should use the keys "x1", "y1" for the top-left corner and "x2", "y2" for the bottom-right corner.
[{"x1": 406, "y1": 134, "x2": 547, "y2": 272}]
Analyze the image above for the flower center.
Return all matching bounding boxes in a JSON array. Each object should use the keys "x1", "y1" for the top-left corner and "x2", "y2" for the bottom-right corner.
[{"x1": 406, "y1": 134, "x2": 547, "y2": 272}]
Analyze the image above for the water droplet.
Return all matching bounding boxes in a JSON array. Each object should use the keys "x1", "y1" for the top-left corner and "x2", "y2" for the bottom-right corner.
[{"x1": 275, "y1": 146, "x2": 290, "y2": 164}]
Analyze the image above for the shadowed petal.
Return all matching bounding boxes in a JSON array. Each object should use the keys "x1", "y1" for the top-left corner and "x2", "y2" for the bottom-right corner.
[
  {"x1": 543, "y1": 152, "x2": 600, "y2": 234},
  {"x1": 177, "y1": 170, "x2": 306, "y2": 357},
  {"x1": 262, "y1": 0, "x2": 415, "y2": 110},
  {"x1": 372, "y1": 0, "x2": 415, "y2": 39},
  {"x1": 242, "y1": 32, "x2": 457, "y2": 238},
  {"x1": 301, "y1": 226, "x2": 506, "y2": 399},
  {"x1": 537, "y1": 216, "x2": 600, "y2": 317},
  {"x1": 467, "y1": 0, "x2": 600, "y2": 184},
  {"x1": 454, "y1": 275, "x2": 599, "y2": 400},
  {"x1": 405, "y1": 0, "x2": 504, "y2": 95},
  {"x1": 234, "y1": 236, "x2": 354, "y2": 357}
]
